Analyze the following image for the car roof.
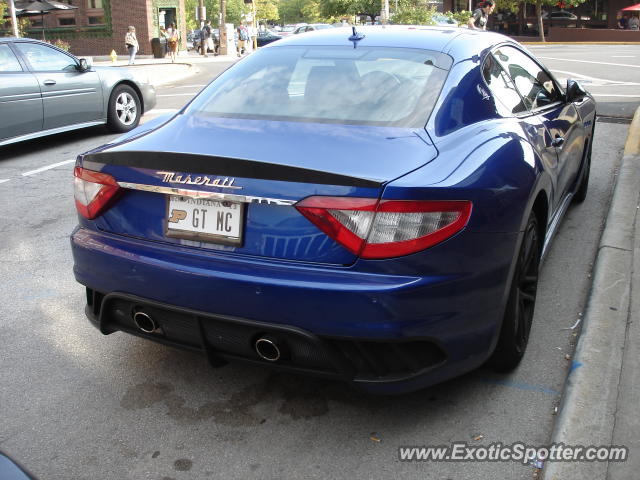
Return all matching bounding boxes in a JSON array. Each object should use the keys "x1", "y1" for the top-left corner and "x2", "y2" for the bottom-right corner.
[
  {"x1": 0, "y1": 37, "x2": 46, "y2": 45},
  {"x1": 272, "y1": 25, "x2": 516, "y2": 58}
]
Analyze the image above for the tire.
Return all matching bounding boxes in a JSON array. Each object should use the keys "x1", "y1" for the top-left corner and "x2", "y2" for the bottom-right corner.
[
  {"x1": 573, "y1": 134, "x2": 593, "y2": 204},
  {"x1": 106, "y1": 84, "x2": 141, "y2": 133},
  {"x1": 488, "y1": 213, "x2": 541, "y2": 371}
]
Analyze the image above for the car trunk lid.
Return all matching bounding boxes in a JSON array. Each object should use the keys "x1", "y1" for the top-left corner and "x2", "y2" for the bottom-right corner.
[{"x1": 79, "y1": 116, "x2": 439, "y2": 265}]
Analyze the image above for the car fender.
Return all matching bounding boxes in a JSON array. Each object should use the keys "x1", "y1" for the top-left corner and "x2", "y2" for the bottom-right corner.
[{"x1": 94, "y1": 66, "x2": 150, "y2": 113}]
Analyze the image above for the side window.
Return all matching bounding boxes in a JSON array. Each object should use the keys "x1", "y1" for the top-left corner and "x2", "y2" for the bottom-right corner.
[
  {"x1": 482, "y1": 53, "x2": 526, "y2": 115},
  {"x1": 0, "y1": 44, "x2": 23, "y2": 72},
  {"x1": 493, "y1": 46, "x2": 560, "y2": 110},
  {"x1": 15, "y1": 42, "x2": 77, "y2": 72}
]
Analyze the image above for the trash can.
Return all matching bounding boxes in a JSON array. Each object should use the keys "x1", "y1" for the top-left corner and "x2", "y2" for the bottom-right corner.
[{"x1": 151, "y1": 37, "x2": 166, "y2": 58}]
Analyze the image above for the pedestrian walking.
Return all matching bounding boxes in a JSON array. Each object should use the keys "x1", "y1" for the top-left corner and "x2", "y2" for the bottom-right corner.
[
  {"x1": 166, "y1": 22, "x2": 179, "y2": 62},
  {"x1": 468, "y1": 0, "x2": 495, "y2": 30},
  {"x1": 201, "y1": 20, "x2": 212, "y2": 57},
  {"x1": 125, "y1": 26, "x2": 139, "y2": 65},
  {"x1": 236, "y1": 22, "x2": 249, "y2": 57}
]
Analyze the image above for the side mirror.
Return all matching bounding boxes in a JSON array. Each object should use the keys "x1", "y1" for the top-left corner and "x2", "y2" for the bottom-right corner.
[
  {"x1": 566, "y1": 79, "x2": 587, "y2": 102},
  {"x1": 77, "y1": 57, "x2": 92, "y2": 72}
]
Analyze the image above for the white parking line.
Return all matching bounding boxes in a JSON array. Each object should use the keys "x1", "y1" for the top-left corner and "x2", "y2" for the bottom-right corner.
[
  {"x1": 538, "y1": 56, "x2": 640, "y2": 69},
  {"x1": 147, "y1": 108, "x2": 179, "y2": 114},
  {"x1": 21, "y1": 159, "x2": 74, "y2": 177},
  {"x1": 0, "y1": 179, "x2": 10, "y2": 184},
  {"x1": 549, "y1": 69, "x2": 640, "y2": 86},
  {"x1": 591, "y1": 94, "x2": 640, "y2": 98}
]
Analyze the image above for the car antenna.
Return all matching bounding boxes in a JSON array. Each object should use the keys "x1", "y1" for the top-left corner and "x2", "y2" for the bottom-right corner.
[{"x1": 348, "y1": 26, "x2": 365, "y2": 48}]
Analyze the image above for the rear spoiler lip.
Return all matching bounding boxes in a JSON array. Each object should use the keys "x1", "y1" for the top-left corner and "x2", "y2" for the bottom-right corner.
[{"x1": 82, "y1": 150, "x2": 383, "y2": 188}]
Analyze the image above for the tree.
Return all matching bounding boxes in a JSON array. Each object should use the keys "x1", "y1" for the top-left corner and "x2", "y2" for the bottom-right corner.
[
  {"x1": 278, "y1": 0, "x2": 309, "y2": 24},
  {"x1": 256, "y1": 0, "x2": 280, "y2": 22},
  {"x1": 392, "y1": 2, "x2": 437, "y2": 25},
  {"x1": 321, "y1": 0, "x2": 380, "y2": 24},
  {"x1": 184, "y1": 0, "x2": 248, "y2": 28}
]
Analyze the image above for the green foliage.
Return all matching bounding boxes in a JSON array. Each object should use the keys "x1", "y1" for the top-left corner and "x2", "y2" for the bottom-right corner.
[
  {"x1": 392, "y1": 4, "x2": 437, "y2": 25},
  {"x1": 494, "y1": 0, "x2": 519, "y2": 14},
  {"x1": 279, "y1": 0, "x2": 310, "y2": 24},
  {"x1": 50, "y1": 38, "x2": 71, "y2": 51},
  {"x1": 391, "y1": 1, "x2": 471, "y2": 27},
  {"x1": 184, "y1": 0, "x2": 249, "y2": 28},
  {"x1": 321, "y1": 0, "x2": 379, "y2": 23},
  {"x1": 256, "y1": 0, "x2": 280, "y2": 22},
  {"x1": 300, "y1": 0, "x2": 321, "y2": 22},
  {"x1": 447, "y1": 10, "x2": 471, "y2": 24},
  {"x1": 17, "y1": 18, "x2": 30, "y2": 37},
  {"x1": 0, "y1": 1, "x2": 6, "y2": 22}
]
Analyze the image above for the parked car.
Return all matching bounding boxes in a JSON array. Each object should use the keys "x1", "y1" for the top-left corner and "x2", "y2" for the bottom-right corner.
[
  {"x1": 0, "y1": 451, "x2": 36, "y2": 480},
  {"x1": 257, "y1": 30, "x2": 283, "y2": 47},
  {"x1": 293, "y1": 23, "x2": 334, "y2": 34},
  {"x1": 542, "y1": 10, "x2": 578, "y2": 20},
  {"x1": 279, "y1": 24, "x2": 305, "y2": 37},
  {"x1": 0, "y1": 37, "x2": 156, "y2": 146},
  {"x1": 71, "y1": 26, "x2": 595, "y2": 394}
]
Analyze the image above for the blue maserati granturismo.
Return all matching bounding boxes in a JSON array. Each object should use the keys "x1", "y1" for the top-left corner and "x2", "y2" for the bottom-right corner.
[{"x1": 71, "y1": 26, "x2": 595, "y2": 394}]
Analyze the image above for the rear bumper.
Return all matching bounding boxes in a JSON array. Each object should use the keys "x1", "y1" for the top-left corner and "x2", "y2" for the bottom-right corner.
[{"x1": 71, "y1": 226, "x2": 519, "y2": 393}]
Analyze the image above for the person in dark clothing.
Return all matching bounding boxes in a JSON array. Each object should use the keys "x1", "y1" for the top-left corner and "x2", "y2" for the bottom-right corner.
[
  {"x1": 201, "y1": 20, "x2": 212, "y2": 57},
  {"x1": 468, "y1": 0, "x2": 495, "y2": 30}
]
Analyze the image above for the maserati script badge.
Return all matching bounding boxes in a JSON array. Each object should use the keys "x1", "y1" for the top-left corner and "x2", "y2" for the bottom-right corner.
[{"x1": 157, "y1": 171, "x2": 242, "y2": 190}]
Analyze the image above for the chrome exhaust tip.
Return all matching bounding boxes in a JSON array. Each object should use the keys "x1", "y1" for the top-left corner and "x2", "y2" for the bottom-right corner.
[
  {"x1": 255, "y1": 336, "x2": 282, "y2": 362},
  {"x1": 133, "y1": 311, "x2": 157, "y2": 333}
]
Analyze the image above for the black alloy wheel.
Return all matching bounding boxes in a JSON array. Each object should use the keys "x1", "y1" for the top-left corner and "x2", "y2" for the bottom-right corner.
[{"x1": 489, "y1": 213, "x2": 541, "y2": 371}]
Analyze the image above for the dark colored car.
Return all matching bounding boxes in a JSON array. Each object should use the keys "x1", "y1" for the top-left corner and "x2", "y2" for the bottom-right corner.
[
  {"x1": 257, "y1": 30, "x2": 283, "y2": 47},
  {"x1": 71, "y1": 26, "x2": 595, "y2": 394},
  {"x1": 0, "y1": 37, "x2": 156, "y2": 146},
  {"x1": 0, "y1": 452, "x2": 36, "y2": 480}
]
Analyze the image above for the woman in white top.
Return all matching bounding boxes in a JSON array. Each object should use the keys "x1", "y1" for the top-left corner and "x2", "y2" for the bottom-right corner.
[
  {"x1": 125, "y1": 26, "x2": 139, "y2": 65},
  {"x1": 629, "y1": 15, "x2": 640, "y2": 30}
]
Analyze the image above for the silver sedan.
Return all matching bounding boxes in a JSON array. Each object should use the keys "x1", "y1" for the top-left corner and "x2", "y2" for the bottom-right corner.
[{"x1": 0, "y1": 37, "x2": 156, "y2": 147}]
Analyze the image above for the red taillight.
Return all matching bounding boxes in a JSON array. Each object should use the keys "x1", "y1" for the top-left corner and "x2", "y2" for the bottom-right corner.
[
  {"x1": 74, "y1": 167, "x2": 121, "y2": 219},
  {"x1": 296, "y1": 197, "x2": 472, "y2": 259}
]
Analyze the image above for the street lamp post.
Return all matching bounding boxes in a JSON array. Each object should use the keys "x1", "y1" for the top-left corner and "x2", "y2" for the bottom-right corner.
[
  {"x1": 219, "y1": 0, "x2": 228, "y2": 55},
  {"x1": 9, "y1": 0, "x2": 19, "y2": 37}
]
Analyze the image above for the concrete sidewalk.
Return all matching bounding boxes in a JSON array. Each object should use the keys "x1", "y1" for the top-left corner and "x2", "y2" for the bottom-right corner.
[
  {"x1": 543, "y1": 109, "x2": 640, "y2": 479},
  {"x1": 90, "y1": 51, "x2": 239, "y2": 86}
]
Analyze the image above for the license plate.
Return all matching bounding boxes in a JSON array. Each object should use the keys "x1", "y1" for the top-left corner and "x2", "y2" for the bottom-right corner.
[{"x1": 165, "y1": 196, "x2": 244, "y2": 246}]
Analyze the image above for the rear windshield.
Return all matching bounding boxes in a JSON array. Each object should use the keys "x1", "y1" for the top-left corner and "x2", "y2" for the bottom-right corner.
[{"x1": 188, "y1": 45, "x2": 452, "y2": 128}]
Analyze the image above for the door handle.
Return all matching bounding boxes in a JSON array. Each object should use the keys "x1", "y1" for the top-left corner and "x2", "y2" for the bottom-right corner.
[
  {"x1": 552, "y1": 136, "x2": 564, "y2": 147},
  {"x1": 43, "y1": 79, "x2": 56, "y2": 86}
]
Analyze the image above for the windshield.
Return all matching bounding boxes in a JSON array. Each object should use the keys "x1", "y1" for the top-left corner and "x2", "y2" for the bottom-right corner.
[{"x1": 187, "y1": 45, "x2": 452, "y2": 128}]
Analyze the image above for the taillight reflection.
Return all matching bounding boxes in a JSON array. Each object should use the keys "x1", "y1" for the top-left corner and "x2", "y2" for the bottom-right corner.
[{"x1": 74, "y1": 167, "x2": 121, "y2": 219}]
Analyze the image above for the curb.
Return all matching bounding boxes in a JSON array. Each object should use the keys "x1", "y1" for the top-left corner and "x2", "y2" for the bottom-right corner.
[{"x1": 542, "y1": 108, "x2": 640, "y2": 479}]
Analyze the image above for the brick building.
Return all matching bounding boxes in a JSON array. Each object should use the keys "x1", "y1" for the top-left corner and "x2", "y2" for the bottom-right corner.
[{"x1": 22, "y1": 0, "x2": 186, "y2": 57}]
